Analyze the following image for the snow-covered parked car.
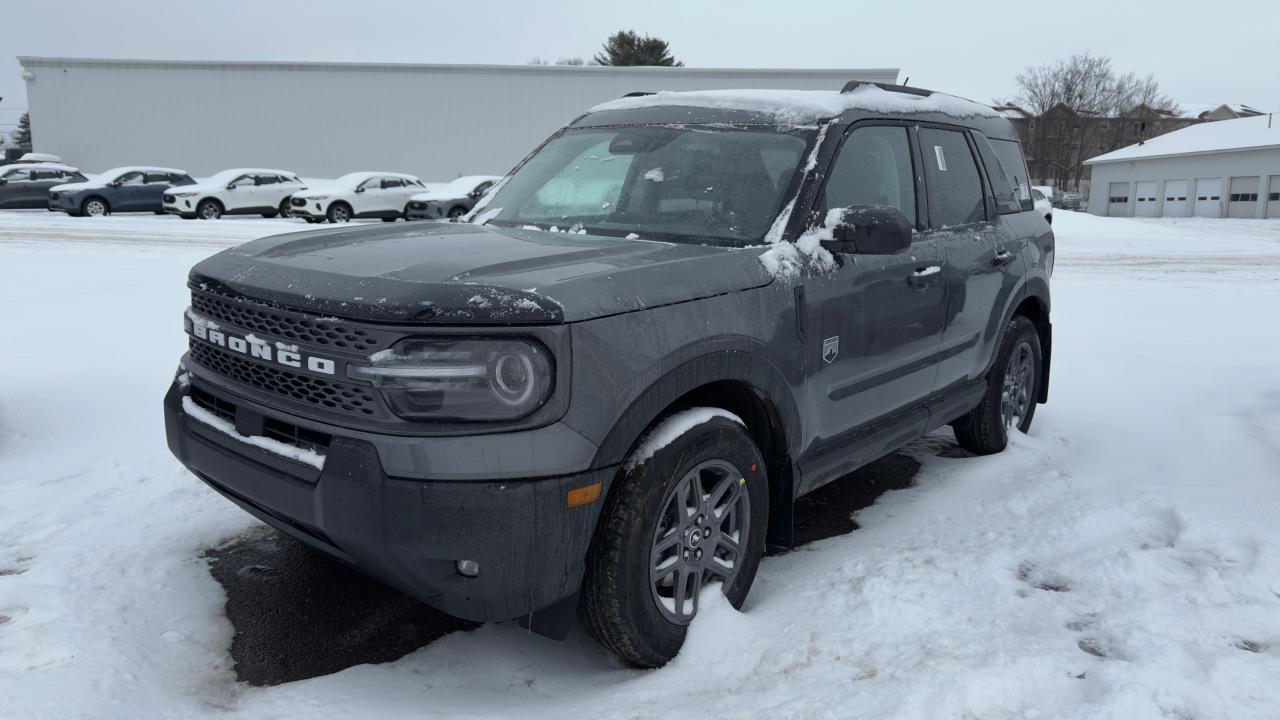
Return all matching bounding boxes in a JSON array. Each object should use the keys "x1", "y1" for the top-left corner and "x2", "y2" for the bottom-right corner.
[
  {"x1": 288, "y1": 172, "x2": 426, "y2": 223},
  {"x1": 48, "y1": 166, "x2": 196, "y2": 216},
  {"x1": 0, "y1": 163, "x2": 86, "y2": 209},
  {"x1": 1033, "y1": 188, "x2": 1053, "y2": 224},
  {"x1": 163, "y1": 168, "x2": 305, "y2": 220},
  {"x1": 405, "y1": 175, "x2": 503, "y2": 220}
]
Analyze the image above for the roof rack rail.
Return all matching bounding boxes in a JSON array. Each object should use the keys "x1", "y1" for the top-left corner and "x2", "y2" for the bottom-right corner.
[
  {"x1": 622, "y1": 91, "x2": 654, "y2": 98},
  {"x1": 840, "y1": 81, "x2": 932, "y2": 97}
]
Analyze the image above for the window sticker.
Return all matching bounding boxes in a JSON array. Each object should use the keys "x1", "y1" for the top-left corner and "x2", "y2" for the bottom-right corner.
[{"x1": 934, "y1": 146, "x2": 947, "y2": 172}]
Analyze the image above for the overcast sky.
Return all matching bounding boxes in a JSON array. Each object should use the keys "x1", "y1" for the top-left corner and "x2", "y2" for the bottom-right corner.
[{"x1": 3, "y1": 0, "x2": 1278, "y2": 133}]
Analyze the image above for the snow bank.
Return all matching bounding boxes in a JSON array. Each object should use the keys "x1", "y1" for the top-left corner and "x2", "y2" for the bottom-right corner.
[{"x1": 592, "y1": 85, "x2": 1000, "y2": 124}]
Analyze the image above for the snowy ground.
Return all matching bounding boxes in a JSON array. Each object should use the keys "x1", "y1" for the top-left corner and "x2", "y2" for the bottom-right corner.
[{"x1": 2, "y1": 210, "x2": 1278, "y2": 719}]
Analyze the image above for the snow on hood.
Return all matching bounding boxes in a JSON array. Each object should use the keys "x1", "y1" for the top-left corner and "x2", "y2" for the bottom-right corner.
[
  {"x1": 49, "y1": 180, "x2": 95, "y2": 193},
  {"x1": 410, "y1": 176, "x2": 501, "y2": 203},
  {"x1": 592, "y1": 85, "x2": 1000, "y2": 124}
]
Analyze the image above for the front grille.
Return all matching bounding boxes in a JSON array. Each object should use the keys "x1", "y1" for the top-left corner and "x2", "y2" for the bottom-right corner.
[
  {"x1": 189, "y1": 384, "x2": 235, "y2": 423},
  {"x1": 48, "y1": 192, "x2": 59, "y2": 199},
  {"x1": 163, "y1": 194, "x2": 175, "y2": 203},
  {"x1": 190, "y1": 341, "x2": 378, "y2": 416},
  {"x1": 290, "y1": 197, "x2": 306, "y2": 207},
  {"x1": 408, "y1": 201, "x2": 426, "y2": 210},
  {"x1": 190, "y1": 292, "x2": 381, "y2": 351},
  {"x1": 189, "y1": 385, "x2": 332, "y2": 462}
]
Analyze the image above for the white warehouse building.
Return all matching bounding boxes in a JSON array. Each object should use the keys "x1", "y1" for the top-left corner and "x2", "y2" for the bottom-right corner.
[
  {"x1": 1084, "y1": 113, "x2": 1280, "y2": 219},
  {"x1": 17, "y1": 57, "x2": 897, "y2": 181}
]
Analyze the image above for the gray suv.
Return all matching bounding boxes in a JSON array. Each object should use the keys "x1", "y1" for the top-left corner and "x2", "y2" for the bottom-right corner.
[
  {"x1": 164, "y1": 83, "x2": 1053, "y2": 667},
  {"x1": 0, "y1": 163, "x2": 86, "y2": 208}
]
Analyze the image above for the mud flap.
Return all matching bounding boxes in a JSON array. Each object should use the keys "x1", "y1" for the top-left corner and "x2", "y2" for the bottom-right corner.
[{"x1": 516, "y1": 590, "x2": 580, "y2": 640}]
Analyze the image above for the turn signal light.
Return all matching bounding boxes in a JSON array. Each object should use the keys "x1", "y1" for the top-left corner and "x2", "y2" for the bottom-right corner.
[{"x1": 567, "y1": 482, "x2": 602, "y2": 508}]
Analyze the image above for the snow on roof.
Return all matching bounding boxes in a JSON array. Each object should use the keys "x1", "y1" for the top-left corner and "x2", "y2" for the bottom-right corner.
[
  {"x1": 333, "y1": 171, "x2": 419, "y2": 183},
  {"x1": 591, "y1": 85, "x2": 1000, "y2": 124},
  {"x1": 1085, "y1": 114, "x2": 1280, "y2": 165},
  {"x1": 1, "y1": 162, "x2": 79, "y2": 174},
  {"x1": 100, "y1": 165, "x2": 189, "y2": 176}
]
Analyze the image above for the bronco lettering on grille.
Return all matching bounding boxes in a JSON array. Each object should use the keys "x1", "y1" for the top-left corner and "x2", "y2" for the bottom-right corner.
[{"x1": 187, "y1": 309, "x2": 337, "y2": 375}]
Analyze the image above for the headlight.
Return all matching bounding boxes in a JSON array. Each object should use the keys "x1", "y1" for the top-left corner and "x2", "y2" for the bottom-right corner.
[
  {"x1": 171, "y1": 191, "x2": 198, "y2": 197},
  {"x1": 306, "y1": 195, "x2": 328, "y2": 202},
  {"x1": 347, "y1": 338, "x2": 553, "y2": 421}
]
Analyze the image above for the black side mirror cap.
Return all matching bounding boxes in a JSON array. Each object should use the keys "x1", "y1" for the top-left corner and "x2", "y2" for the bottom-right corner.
[
  {"x1": 823, "y1": 205, "x2": 914, "y2": 255},
  {"x1": 226, "y1": 183, "x2": 237, "y2": 190}
]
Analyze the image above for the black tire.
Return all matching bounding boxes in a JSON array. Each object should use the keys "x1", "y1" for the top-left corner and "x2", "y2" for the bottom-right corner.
[
  {"x1": 81, "y1": 196, "x2": 110, "y2": 217},
  {"x1": 447, "y1": 205, "x2": 468, "y2": 219},
  {"x1": 153, "y1": 210, "x2": 166, "y2": 215},
  {"x1": 304, "y1": 217, "x2": 323, "y2": 224},
  {"x1": 326, "y1": 202, "x2": 352, "y2": 223},
  {"x1": 262, "y1": 210, "x2": 279, "y2": 219},
  {"x1": 952, "y1": 315, "x2": 1042, "y2": 455},
  {"x1": 1045, "y1": 214, "x2": 1053, "y2": 225},
  {"x1": 381, "y1": 216, "x2": 398, "y2": 223},
  {"x1": 197, "y1": 199, "x2": 223, "y2": 220},
  {"x1": 581, "y1": 414, "x2": 768, "y2": 667},
  {"x1": 278, "y1": 199, "x2": 294, "y2": 218}
]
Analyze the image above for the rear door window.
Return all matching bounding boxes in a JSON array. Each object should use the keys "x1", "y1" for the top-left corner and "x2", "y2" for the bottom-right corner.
[{"x1": 918, "y1": 128, "x2": 986, "y2": 227}]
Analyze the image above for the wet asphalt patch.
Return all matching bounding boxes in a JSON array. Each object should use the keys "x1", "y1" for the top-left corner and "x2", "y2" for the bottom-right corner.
[{"x1": 208, "y1": 449, "x2": 926, "y2": 686}]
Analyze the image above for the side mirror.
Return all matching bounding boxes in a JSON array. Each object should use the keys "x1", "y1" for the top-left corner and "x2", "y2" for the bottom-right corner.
[
  {"x1": 355, "y1": 186, "x2": 365, "y2": 193},
  {"x1": 822, "y1": 205, "x2": 914, "y2": 255},
  {"x1": 0, "y1": 178, "x2": 6, "y2": 186},
  {"x1": 226, "y1": 183, "x2": 237, "y2": 190},
  {"x1": 107, "y1": 181, "x2": 121, "y2": 188}
]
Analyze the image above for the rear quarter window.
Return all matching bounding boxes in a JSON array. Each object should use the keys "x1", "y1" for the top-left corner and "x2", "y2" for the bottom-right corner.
[{"x1": 989, "y1": 138, "x2": 1035, "y2": 212}]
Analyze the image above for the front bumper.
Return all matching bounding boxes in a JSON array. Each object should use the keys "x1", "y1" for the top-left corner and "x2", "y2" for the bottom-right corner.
[
  {"x1": 405, "y1": 201, "x2": 446, "y2": 221},
  {"x1": 163, "y1": 375, "x2": 609, "y2": 623},
  {"x1": 289, "y1": 199, "x2": 326, "y2": 219},
  {"x1": 163, "y1": 194, "x2": 198, "y2": 217}
]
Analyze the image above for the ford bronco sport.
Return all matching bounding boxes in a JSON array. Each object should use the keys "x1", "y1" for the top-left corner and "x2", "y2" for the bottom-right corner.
[{"x1": 164, "y1": 83, "x2": 1053, "y2": 667}]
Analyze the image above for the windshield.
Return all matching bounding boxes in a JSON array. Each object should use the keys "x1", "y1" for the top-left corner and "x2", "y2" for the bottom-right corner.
[{"x1": 480, "y1": 125, "x2": 811, "y2": 245}]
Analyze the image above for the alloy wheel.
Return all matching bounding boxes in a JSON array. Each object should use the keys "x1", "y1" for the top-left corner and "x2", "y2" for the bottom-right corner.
[
  {"x1": 1001, "y1": 341, "x2": 1035, "y2": 429},
  {"x1": 85, "y1": 200, "x2": 106, "y2": 216},
  {"x1": 649, "y1": 459, "x2": 750, "y2": 624}
]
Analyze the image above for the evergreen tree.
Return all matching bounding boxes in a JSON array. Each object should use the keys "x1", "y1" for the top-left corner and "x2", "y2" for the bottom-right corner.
[
  {"x1": 11, "y1": 112, "x2": 32, "y2": 149},
  {"x1": 593, "y1": 31, "x2": 682, "y2": 67}
]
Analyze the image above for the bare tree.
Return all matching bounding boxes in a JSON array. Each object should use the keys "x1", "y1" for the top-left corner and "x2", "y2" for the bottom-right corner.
[{"x1": 1015, "y1": 54, "x2": 1177, "y2": 190}]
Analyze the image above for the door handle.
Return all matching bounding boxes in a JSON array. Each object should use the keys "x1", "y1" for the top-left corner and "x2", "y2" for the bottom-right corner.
[
  {"x1": 907, "y1": 266, "x2": 941, "y2": 288},
  {"x1": 992, "y1": 250, "x2": 1015, "y2": 267}
]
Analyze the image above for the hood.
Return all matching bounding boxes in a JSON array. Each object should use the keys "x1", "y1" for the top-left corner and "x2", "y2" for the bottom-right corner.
[
  {"x1": 409, "y1": 190, "x2": 466, "y2": 204},
  {"x1": 190, "y1": 222, "x2": 774, "y2": 324}
]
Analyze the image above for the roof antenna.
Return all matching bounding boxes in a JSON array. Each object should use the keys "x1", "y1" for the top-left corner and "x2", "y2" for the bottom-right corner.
[{"x1": 903, "y1": 76, "x2": 910, "y2": 85}]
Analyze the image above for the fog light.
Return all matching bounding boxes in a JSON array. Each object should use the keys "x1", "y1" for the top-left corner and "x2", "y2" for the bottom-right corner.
[{"x1": 455, "y1": 559, "x2": 480, "y2": 577}]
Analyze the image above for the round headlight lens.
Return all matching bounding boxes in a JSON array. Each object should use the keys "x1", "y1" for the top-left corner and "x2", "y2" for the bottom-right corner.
[{"x1": 348, "y1": 338, "x2": 554, "y2": 421}]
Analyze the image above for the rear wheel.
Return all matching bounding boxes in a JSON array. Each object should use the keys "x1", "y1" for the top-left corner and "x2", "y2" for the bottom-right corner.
[
  {"x1": 952, "y1": 315, "x2": 1042, "y2": 455},
  {"x1": 581, "y1": 413, "x2": 768, "y2": 667},
  {"x1": 197, "y1": 199, "x2": 223, "y2": 220},
  {"x1": 278, "y1": 199, "x2": 294, "y2": 218},
  {"x1": 82, "y1": 197, "x2": 109, "y2": 217},
  {"x1": 326, "y1": 202, "x2": 352, "y2": 223},
  {"x1": 448, "y1": 205, "x2": 468, "y2": 219},
  {"x1": 381, "y1": 216, "x2": 397, "y2": 223}
]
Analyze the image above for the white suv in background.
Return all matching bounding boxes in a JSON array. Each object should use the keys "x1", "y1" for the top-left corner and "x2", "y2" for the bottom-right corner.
[
  {"x1": 288, "y1": 172, "x2": 427, "y2": 223},
  {"x1": 163, "y1": 168, "x2": 305, "y2": 220}
]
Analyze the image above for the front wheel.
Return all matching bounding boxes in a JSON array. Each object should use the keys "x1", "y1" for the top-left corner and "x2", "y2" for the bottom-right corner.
[
  {"x1": 82, "y1": 197, "x2": 109, "y2": 217},
  {"x1": 326, "y1": 202, "x2": 352, "y2": 223},
  {"x1": 581, "y1": 412, "x2": 768, "y2": 667},
  {"x1": 952, "y1": 315, "x2": 1042, "y2": 455},
  {"x1": 197, "y1": 199, "x2": 223, "y2": 220},
  {"x1": 448, "y1": 205, "x2": 468, "y2": 219}
]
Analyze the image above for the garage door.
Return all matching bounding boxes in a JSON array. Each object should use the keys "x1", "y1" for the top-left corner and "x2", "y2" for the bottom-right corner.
[
  {"x1": 1106, "y1": 182, "x2": 1131, "y2": 217},
  {"x1": 1134, "y1": 181, "x2": 1159, "y2": 217},
  {"x1": 1162, "y1": 179, "x2": 1188, "y2": 217},
  {"x1": 1193, "y1": 178, "x2": 1222, "y2": 217},
  {"x1": 1267, "y1": 175, "x2": 1280, "y2": 219},
  {"x1": 1227, "y1": 176, "x2": 1260, "y2": 218}
]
